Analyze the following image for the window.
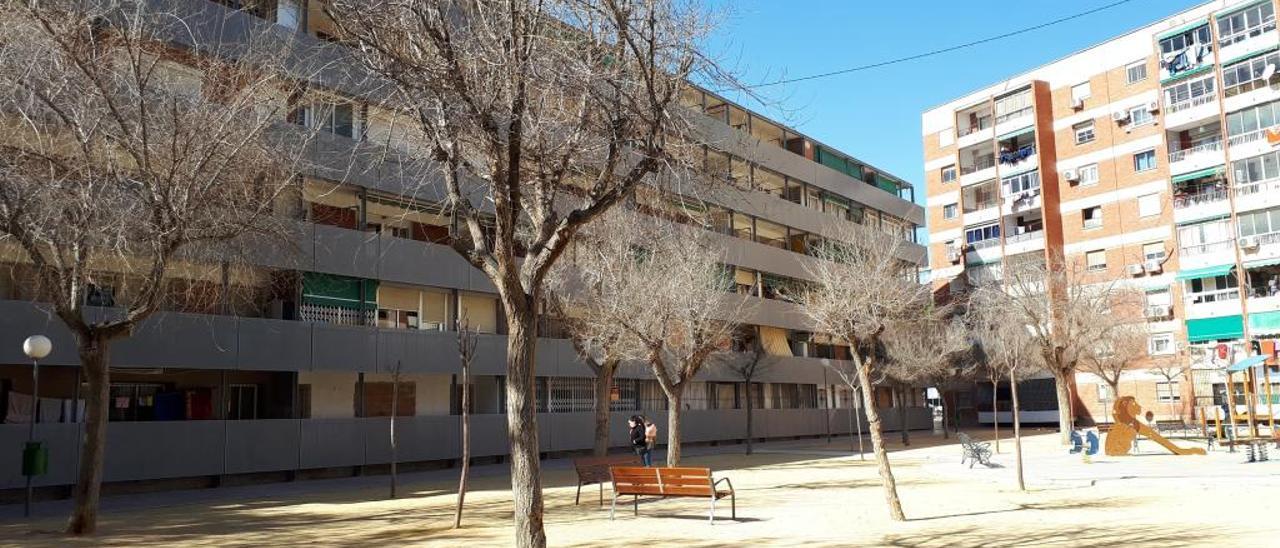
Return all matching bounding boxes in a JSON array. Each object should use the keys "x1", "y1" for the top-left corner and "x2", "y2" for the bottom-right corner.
[
  {"x1": 965, "y1": 223, "x2": 1001, "y2": 244},
  {"x1": 1133, "y1": 149, "x2": 1157, "y2": 172},
  {"x1": 943, "y1": 203, "x2": 958, "y2": 219},
  {"x1": 1130, "y1": 106, "x2": 1155, "y2": 127},
  {"x1": 1232, "y1": 150, "x2": 1280, "y2": 186},
  {"x1": 994, "y1": 89, "x2": 1033, "y2": 124},
  {"x1": 1156, "y1": 380, "x2": 1181, "y2": 402},
  {"x1": 1150, "y1": 334, "x2": 1175, "y2": 356},
  {"x1": 1163, "y1": 76, "x2": 1216, "y2": 109},
  {"x1": 1158, "y1": 26, "x2": 1213, "y2": 72},
  {"x1": 1126, "y1": 60, "x2": 1148, "y2": 84},
  {"x1": 291, "y1": 101, "x2": 357, "y2": 138},
  {"x1": 1223, "y1": 51, "x2": 1280, "y2": 97},
  {"x1": 108, "y1": 383, "x2": 162, "y2": 422},
  {"x1": 1226, "y1": 99, "x2": 1280, "y2": 140},
  {"x1": 1086, "y1": 249, "x2": 1107, "y2": 271},
  {"x1": 1237, "y1": 207, "x2": 1280, "y2": 237},
  {"x1": 1083, "y1": 206, "x2": 1103, "y2": 229},
  {"x1": 941, "y1": 165, "x2": 957, "y2": 184},
  {"x1": 1217, "y1": 1, "x2": 1276, "y2": 46},
  {"x1": 1079, "y1": 163, "x2": 1100, "y2": 186},
  {"x1": 226, "y1": 384, "x2": 258, "y2": 420},
  {"x1": 1071, "y1": 82, "x2": 1092, "y2": 104},
  {"x1": 1138, "y1": 193, "x2": 1162, "y2": 217},
  {"x1": 1179, "y1": 219, "x2": 1234, "y2": 254},
  {"x1": 1074, "y1": 121, "x2": 1096, "y2": 145},
  {"x1": 1143, "y1": 241, "x2": 1167, "y2": 261},
  {"x1": 1147, "y1": 288, "x2": 1172, "y2": 308},
  {"x1": 1002, "y1": 171, "x2": 1041, "y2": 195}
]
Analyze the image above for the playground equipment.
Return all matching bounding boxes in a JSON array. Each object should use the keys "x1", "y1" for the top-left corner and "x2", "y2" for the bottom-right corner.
[
  {"x1": 1198, "y1": 354, "x2": 1277, "y2": 456},
  {"x1": 1104, "y1": 397, "x2": 1206, "y2": 456}
]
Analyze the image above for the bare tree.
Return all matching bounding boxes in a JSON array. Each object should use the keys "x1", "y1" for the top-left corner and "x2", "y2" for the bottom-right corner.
[
  {"x1": 1151, "y1": 361, "x2": 1188, "y2": 423},
  {"x1": 319, "y1": 3, "x2": 726, "y2": 544},
  {"x1": 454, "y1": 317, "x2": 479, "y2": 529},
  {"x1": 555, "y1": 209, "x2": 744, "y2": 466},
  {"x1": 1000, "y1": 254, "x2": 1144, "y2": 444},
  {"x1": 882, "y1": 313, "x2": 969, "y2": 447},
  {"x1": 0, "y1": 2, "x2": 317, "y2": 534},
  {"x1": 822, "y1": 354, "x2": 866, "y2": 459},
  {"x1": 721, "y1": 327, "x2": 771, "y2": 455},
  {"x1": 801, "y1": 226, "x2": 930, "y2": 522},
  {"x1": 1080, "y1": 321, "x2": 1150, "y2": 421},
  {"x1": 971, "y1": 284, "x2": 1046, "y2": 492},
  {"x1": 546, "y1": 272, "x2": 624, "y2": 458}
]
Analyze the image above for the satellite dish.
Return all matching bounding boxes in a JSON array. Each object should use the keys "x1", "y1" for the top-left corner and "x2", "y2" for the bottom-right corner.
[{"x1": 1263, "y1": 63, "x2": 1276, "y2": 81}]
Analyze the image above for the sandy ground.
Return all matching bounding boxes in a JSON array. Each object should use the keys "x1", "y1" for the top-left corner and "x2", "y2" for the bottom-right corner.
[{"x1": 3, "y1": 428, "x2": 1279, "y2": 547}]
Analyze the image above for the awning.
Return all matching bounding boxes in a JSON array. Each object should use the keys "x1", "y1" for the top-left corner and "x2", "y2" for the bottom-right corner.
[
  {"x1": 1157, "y1": 20, "x2": 1207, "y2": 40},
  {"x1": 1171, "y1": 167, "x2": 1224, "y2": 184},
  {"x1": 1249, "y1": 310, "x2": 1280, "y2": 335},
  {"x1": 1187, "y1": 315, "x2": 1244, "y2": 343},
  {"x1": 1222, "y1": 44, "x2": 1280, "y2": 67},
  {"x1": 997, "y1": 125, "x2": 1035, "y2": 141},
  {"x1": 1176, "y1": 263, "x2": 1235, "y2": 280},
  {"x1": 1244, "y1": 257, "x2": 1280, "y2": 269},
  {"x1": 1228, "y1": 354, "x2": 1268, "y2": 372}
]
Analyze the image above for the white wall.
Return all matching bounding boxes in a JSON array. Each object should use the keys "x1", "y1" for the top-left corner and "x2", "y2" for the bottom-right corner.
[{"x1": 299, "y1": 371, "x2": 356, "y2": 419}]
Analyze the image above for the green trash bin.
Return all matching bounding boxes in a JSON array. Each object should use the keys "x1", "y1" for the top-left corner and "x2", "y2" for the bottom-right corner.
[{"x1": 23, "y1": 441, "x2": 48, "y2": 477}]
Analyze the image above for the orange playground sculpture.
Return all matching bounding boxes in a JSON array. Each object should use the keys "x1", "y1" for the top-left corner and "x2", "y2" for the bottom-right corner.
[{"x1": 1104, "y1": 397, "x2": 1206, "y2": 456}]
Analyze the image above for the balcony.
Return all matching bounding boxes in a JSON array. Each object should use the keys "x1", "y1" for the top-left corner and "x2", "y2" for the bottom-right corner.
[
  {"x1": 998, "y1": 143, "x2": 1037, "y2": 176},
  {"x1": 1003, "y1": 230, "x2": 1045, "y2": 256},
  {"x1": 1217, "y1": 20, "x2": 1278, "y2": 69},
  {"x1": 1167, "y1": 138, "x2": 1224, "y2": 175},
  {"x1": 1226, "y1": 123, "x2": 1280, "y2": 159},
  {"x1": 959, "y1": 155, "x2": 997, "y2": 186},
  {"x1": 1236, "y1": 177, "x2": 1280, "y2": 213},
  {"x1": 1171, "y1": 179, "x2": 1230, "y2": 224},
  {"x1": 1239, "y1": 230, "x2": 1280, "y2": 263},
  {"x1": 964, "y1": 238, "x2": 1002, "y2": 265},
  {"x1": 1184, "y1": 288, "x2": 1242, "y2": 319},
  {"x1": 956, "y1": 105, "x2": 994, "y2": 149},
  {"x1": 1164, "y1": 92, "x2": 1219, "y2": 129},
  {"x1": 1002, "y1": 188, "x2": 1041, "y2": 215},
  {"x1": 1179, "y1": 240, "x2": 1236, "y2": 270},
  {"x1": 963, "y1": 202, "x2": 999, "y2": 225}
]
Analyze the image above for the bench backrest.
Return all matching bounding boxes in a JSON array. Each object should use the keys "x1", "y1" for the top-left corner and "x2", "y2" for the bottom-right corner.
[
  {"x1": 574, "y1": 455, "x2": 638, "y2": 483},
  {"x1": 610, "y1": 466, "x2": 715, "y2": 497},
  {"x1": 958, "y1": 432, "x2": 974, "y2": 445}
]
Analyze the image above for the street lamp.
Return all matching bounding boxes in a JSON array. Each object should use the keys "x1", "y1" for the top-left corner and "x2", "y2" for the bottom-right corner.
[{"x1": 22, "y1": 335, "x2": 51, "y2": 518}]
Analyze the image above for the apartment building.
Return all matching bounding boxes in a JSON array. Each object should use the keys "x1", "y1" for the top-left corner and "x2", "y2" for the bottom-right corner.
[
  {"x1": 0, "y1": 0, "x2": 926, "y2": 498},
  {"x1": 923, "y1": 0, "x2": 1280, "y2": 426}
]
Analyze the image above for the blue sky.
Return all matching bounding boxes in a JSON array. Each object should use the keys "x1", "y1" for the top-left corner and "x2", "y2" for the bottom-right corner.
[{"x1": 705, "y1": 0, "x2": 1203, "y2": 207}]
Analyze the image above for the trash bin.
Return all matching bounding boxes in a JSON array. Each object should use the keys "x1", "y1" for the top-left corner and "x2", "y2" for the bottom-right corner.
[{"x1": 22, "y1": 441, "x2": 47, "y2": 477}]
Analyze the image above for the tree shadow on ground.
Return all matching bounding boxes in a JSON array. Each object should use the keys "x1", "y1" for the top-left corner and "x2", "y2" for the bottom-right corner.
[
  {"x1": 880, "y1": 522, "x2": 1217, "y2": 548},
  {"x1": 906, "y1": 496, "x2": 1141, "y2": 522}
]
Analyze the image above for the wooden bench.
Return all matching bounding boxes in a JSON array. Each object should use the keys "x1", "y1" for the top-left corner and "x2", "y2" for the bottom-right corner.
[
  {"x1": 609, "y1": 466, "x2": 735, "y2": 523},
  {"x1": 572, "y1": 455, "x2": 638, "y2": 507},
  {"x1": 958, "y1": 432, "x2": 991, "y2": 468}
]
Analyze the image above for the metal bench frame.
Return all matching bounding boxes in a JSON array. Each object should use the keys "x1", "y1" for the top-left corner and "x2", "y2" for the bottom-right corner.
[
  {"x1": 608, "y1": 466, "x2": 736, "y2": 523},
  {"x1": 958, "y1": 432, "x2": 992, "y2": 468}
]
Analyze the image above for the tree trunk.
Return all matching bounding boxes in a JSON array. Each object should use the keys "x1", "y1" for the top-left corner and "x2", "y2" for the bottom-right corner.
[
  {"x1": 454, "y1": 353, "x2": 471, "y2": 528},
  {"x1": 856, "y1": 358, "x2": 905, "y2": 521},
  {"x1": 503, "y1": 307, "x2": 545, "y2": 547},
  {"x1": 1011, "y1": 373, "x2": 1026, "y2": 492},
  {"x1": 592, "y1": 363, "x2": 615, "y2": 457},
  {"x1": 745, "y1": 381, "x2": 754, "y2": 455},
  {"x1": 992, "y1": 379, "x2": 1000, "y2": 454},
  {"x1": 666, "y1": 390, "x2": 683, "y2": 466},
  {"x1": 897, "y1": 388, "x2": 910, "y2": 446},
  {"x1": 67, "y1": 335, "x2": 110, "y2": 535},
  {"x1": 853, "y1": 386, "x2": 865, "y2": 460},
  {"x1": 390, "y1": 366, "x2": 399, "y2": 499},
  {"x1": 1052, "y1": 369, "x2": 1074, "y2": 445}
]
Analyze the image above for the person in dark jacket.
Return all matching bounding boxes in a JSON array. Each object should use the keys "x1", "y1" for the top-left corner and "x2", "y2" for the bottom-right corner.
[{"x1": 628, "y1": 415, "x2": 651, "y2": 466}]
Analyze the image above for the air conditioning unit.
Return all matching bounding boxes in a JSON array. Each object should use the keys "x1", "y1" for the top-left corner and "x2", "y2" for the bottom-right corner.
[
  {"x1": 1062, "y1": 168, "x2": 1080, "y2": 182},
  {"x1": 947, "y1": 249, "x2": 961, "y2": 263},
  {"x1": 1240, "y1": 236, "x2": 1260, "y2": 250},
  {"x1": 1144, "y1": 260, "x2": 1163, "y2": 273},
  {"x1": 1126, "y1": 264, "x2": 1145, "y2": 276},
  {"x1": 1148, "y1": 101, "x2": 1160, "y2": 112},
  {"x1": 1112, "y1": 110, "x2": 1131, "y2": 123},
  {"x1": 1145, "y1": 305, "x2": 1171, "y2": 319},
  {"x1": 1072, "y1": 98, "x2": 1085, "y2": 110}
]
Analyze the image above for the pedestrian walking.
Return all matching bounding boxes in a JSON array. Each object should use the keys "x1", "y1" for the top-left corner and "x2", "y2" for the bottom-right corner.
[
  {"x1": 628, "y1": 415, "x2": 650, "y2": 466},
  {"x1": 644, "y1": 416, "x2": 658, "y2": 465}
]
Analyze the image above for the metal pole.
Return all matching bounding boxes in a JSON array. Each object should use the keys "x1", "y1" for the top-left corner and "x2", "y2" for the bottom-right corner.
[{"x1": 24, "y1": 358, "x2": 39, "y2": 518}]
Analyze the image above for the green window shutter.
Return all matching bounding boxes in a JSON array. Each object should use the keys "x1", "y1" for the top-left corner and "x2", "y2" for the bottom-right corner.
[{"x1": 302, "y1": 272, "x2": 378, "y2": 309}]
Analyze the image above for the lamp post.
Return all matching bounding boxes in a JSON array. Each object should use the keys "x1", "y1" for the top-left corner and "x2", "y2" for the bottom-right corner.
[{"x1": 22, "y1": 335, "x2": 51, "y2": 518}]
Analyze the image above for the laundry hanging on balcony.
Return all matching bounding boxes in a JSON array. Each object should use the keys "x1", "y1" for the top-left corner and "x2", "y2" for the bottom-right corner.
[{"x1": 998, "y1": 145, "x2": 1035, "y2": 165}]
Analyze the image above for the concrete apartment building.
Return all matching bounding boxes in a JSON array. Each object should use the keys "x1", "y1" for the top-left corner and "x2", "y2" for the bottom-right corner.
[
  {"x1": 0, "y1": 0, "x2": 927, "y2": 498},
  {"x1": 923, "y1": 0, "x2": 1280, "y2": 426}
]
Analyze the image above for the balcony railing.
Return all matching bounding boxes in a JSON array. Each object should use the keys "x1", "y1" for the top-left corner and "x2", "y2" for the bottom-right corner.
[
  {"x1": 1237, "y1": 178, "x2": 1280, "y2": 198},
  {"x1": 963, "y1": 200, "x2": 998, "y2": 214},
  {"x1": 1180, "y1": 240, "x2": 1234, "y2": 256},
  {"x1": 1173, "y1": 188, "x2": 1229, "y2": 209},
  {"x1": 960, "y1": 156, "x2": 996, "y2": 175},
  {"x1": 300, "y1": 303, "x2": 375, "y2": 326},
  {"x1": 1228, "y1": 124, "x2": 1280, "y2": 147},
  {"x1": 1005, "y1": 230, "x2": 1044, "y2": 244},
  {"x1": 995, "y1": 106, "x2": 1033, "y2": 126},
  {"x1": 968, "y1": 238, "x2": 1000, "y2": 250},
  {"x1": 1165, "y1": 93, "x2": 1215, "y2": 114},
  {"x1": 1186, "y1": 287, "x2": 1240, "y2": 305},
  {"x1": 1168, "y1": 138, "x2": 1222, "y2": 163},
  {"x1": 957, "y1": 116, "x2": 993, "y2": 137}
]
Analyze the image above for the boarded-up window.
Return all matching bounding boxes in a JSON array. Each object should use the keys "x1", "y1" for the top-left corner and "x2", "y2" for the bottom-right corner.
[{"x1": 359, "y1": 382, "x2": 415, "y2": 417}]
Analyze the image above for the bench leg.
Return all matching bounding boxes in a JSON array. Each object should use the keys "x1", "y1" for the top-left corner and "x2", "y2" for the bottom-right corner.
[
  {"x1": 575, "y1": 482, "x2": 582, "y2": 505},
  {"x1": 599, "y1": 483, "x2": 603, "y2": 508},
  {"x1": 634, "y1": 494, "x2": 638, "y2": 516},
  {"x1": 610, "y1": 492, "x2": 618, "y2": 520},
  {"x1": 731, "y1": 491, "x2": 736, "y2": 521},
  {"x1": 710, "y1": 494, "x2": 716, "y2": 524}
]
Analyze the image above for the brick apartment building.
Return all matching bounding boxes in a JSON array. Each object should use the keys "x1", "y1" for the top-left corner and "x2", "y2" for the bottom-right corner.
[{"x1": 923, "y1": 0, "x2": 1280, "y2": 426}]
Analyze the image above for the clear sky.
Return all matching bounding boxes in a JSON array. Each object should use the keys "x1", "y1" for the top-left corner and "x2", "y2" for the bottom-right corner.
[{"x1": 705, "y1": 0, "x2": 1204, "y2": 209}]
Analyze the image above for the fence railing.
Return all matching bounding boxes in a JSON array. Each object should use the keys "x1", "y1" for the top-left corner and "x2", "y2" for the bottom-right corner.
[
  {"x1": 1168, "y1": 138, "x2": 1222, "y2": 163},
  {"x1": 1165, "y1": 93, "x2": 1215, "y2": 114},
  {"x1": 1173, "y1": 188, "x2": 1229, "y2": 209}
]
